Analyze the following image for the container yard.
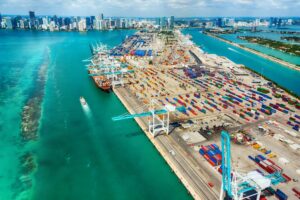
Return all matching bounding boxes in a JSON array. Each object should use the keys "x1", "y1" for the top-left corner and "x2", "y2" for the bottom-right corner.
[{"x1": 86, "y1": 29, "x2": 300, "y2": 200}]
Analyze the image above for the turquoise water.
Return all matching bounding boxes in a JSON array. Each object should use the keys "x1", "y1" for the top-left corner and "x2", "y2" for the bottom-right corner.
[
  {"x1": 0, "y1": 30, "x2": 191, "y2": 200},
  {"x1": 219, "y1": 33, "x2": 300, "y2": 66},
  {"x1": 182, "y1": 29, "x2": 300, "y2": 96}
]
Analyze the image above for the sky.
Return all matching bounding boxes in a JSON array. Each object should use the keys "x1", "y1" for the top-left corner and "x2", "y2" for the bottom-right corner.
[{"x1": 1, "y1": 0, "x2": 300, "y2": 17}]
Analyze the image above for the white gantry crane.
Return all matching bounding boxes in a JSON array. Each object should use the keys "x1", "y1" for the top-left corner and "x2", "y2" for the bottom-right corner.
[
  {"x1": 112, "y1": 99, "x2": 185, "y2": 137},
  {"x1": 220, "y1": 131, "x2": 271, "y2": 200}
]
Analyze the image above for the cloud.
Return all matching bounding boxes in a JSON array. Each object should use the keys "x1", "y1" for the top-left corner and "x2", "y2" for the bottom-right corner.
[{"x1": 0, "y1": 0, "x2": 299, "y2": 17}]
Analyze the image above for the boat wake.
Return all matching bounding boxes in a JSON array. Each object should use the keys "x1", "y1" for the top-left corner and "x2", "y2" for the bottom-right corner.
[
  {"x1": 81, "y1": 103, "x2": 92, "y2": 119},
  {"x1": 228, "y1": 47, "x2": 239, "y2": 53}
]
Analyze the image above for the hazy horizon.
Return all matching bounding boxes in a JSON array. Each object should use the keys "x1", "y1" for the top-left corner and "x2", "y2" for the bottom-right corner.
[{"x1": 1, "y1": 0, "x2": 300, "y2": 17}]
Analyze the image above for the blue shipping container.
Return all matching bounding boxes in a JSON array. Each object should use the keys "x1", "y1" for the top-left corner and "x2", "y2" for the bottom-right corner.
[{"x1": 275, "y1": 189, "x2": 288, "y2": 200}]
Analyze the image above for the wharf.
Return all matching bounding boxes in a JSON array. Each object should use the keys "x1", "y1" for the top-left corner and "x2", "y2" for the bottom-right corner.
[
  {"x1": 88, "y1": 29, "x2": 300, "y2": 200},
  {"x1": 114, "y1": 86, "x2": 219, "y2": 200}
]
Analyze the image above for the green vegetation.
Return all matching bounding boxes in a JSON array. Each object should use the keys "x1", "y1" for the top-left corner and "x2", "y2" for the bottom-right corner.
[
  {"x1": 257, "y1": 87, "x2": 270, "y2": 94},
  {"x1": 240, "y1": 65, "x2": 300, "y2": 99},
  {"x1": 159, "y1": 30, "x2": 174, "y2": 35},
  {"x1": 204, "y1": 29, "x2": 238, "y2": 34},
  {"x1": 281, "y1": 36, "x2": 300, "y2": 42},
  {"x1": 274, "y1": 93, "x2": 281, "y2": 98},
  {"x1": 238, "y1": 36, "x2": 300, "y2": 56}
]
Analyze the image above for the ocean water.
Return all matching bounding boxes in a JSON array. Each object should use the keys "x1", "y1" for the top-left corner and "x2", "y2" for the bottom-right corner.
[
  {"x1": 0, "y1": 30, "x2": 191, "y2": 200},
  {"x1": 182, "y1": 29, "x2": 300, "y2": 96},
  {"x1": 220, "y1": 33, "x2": 300, "y2": 66}
]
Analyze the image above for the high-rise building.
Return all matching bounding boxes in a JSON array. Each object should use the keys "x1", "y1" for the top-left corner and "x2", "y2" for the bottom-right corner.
[
  {"x1": 64, "y1": 17, "x2": 71, "y2": 27},
  {"x1": 100, "y1": 13, "x2": 104, "y2": 20},
  {"x1": 121, "y1": 18, "x2": 126, "y2": 29},
  {"x1": 269, "y1": 17, "x2": 278, "y2": 27},
  {"x1": 109, "y1": 18, "x2": 116, "y2": 29},
  {"x1": 0, "y1": 13, "x2": 2, "y2": 24},
  {"x1": 12, "y1": 16, "x2": 21, "y2": 29},
  {"x1": 52, "y1": 15, "x2": 58, "y2": 25},
  {"x1": 4, "y1": 17, "x2": 13, "y2": 29},
  {"x1": 160, "y1": 17, "x2": 167, "y2": 29},
  {"x1": 57, "y1": 17, "x2": 63, "y2": 27},
  {"x1": 29, "y1": 11, "x2": 36, "y2": 29},
  {"x1": 42, "y1": 17, "x2": 48, "y2": 30},
  {"x1": 277, "y1": 18, "x2": 282, "y2": 27},
  {"x1": 216, "y1": 18, "x2": 223, "y2": 27},
  {"x1": 86, "y1": 17, "x2": 91, "y2": 29},
  {"x1": 116, "y1": 18, "x2": 121, "y2": 28},
  {"x1": 29, "y1": 11, "x2": 35, "y2": 19},
  {"x1": 78, "y1": 18, "x2": 86, "y2": 31},
  {"x1": 156, "y1": 18, "x2": 161, "y2": 26},
  {"x1": 169, "y1": 16, "x2": 175, "y2": 29},
  {"x1": 90, "y1": 16, "x2": 95, "y2": 29},
  {"x1": 19, "y1": 19, "x2": 25, "y2": 29},
  {"x1": 49, "y1": 21, "x2": 56, "y2": 31}
]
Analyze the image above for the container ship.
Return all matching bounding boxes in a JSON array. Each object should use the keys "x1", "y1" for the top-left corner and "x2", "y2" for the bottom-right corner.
[{"x1": 92, "y1": 75, "x2": 111, "y2": 92}]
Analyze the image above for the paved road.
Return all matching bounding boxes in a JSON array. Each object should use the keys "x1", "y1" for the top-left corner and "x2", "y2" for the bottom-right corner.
[
  {"x1": 116, "y1": 87, "x2": 219, "y2": 200},
  {"x1": 158, "y1": 135, "x2": 219, "y2": 200},
  {"x1": 227, "y1": 117, "x2": 272, "y2": 132}
]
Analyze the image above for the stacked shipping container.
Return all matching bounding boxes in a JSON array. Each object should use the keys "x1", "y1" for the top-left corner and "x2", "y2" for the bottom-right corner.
[{"x1": 199, "y1": 144, "x2": 222, "y2": 167}]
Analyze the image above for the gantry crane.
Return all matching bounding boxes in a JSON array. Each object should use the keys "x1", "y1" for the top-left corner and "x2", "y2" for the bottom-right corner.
[
  {"x1": 112, "y1": 100, "x2": 186, "y2": 137},
  {"x1": 220, "y1": 130, "x2": 271, "y2": 200}
]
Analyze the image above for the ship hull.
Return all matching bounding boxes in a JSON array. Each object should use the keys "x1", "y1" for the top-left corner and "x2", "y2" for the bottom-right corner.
[{"x1": 91, "y1": 76, "x2": 111, "y2": 93}]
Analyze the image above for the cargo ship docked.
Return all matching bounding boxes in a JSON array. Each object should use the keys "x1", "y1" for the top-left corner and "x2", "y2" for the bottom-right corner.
[
  {"x1": 92, "y1": 76, "x2": 111, "y2": 92},
  {"x1": 85, "y1": 41, "x2": 135, "y2": 92},
  {"x1": 86, "y1": 44, "x2": 113, "y2": 92}
]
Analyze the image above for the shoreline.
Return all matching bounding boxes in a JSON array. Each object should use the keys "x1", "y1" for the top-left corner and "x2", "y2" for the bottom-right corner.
[
  {"x1": 92, "y1": 29, "x2": 299, "y2": 200},
  {"x1": 205, "y1": 32, "x2": 300, "y2": 72},
  {"x1": 113, "y1": 87, "x2": 202, "y2": 200},
  {"x1": 113, "y1": 86, "x2": 220, "y2": 200}
]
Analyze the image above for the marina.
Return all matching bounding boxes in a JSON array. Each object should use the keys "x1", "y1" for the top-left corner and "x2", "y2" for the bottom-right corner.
[{"x1": 86, "y1": 29, "x2": 300, "y2": 199}]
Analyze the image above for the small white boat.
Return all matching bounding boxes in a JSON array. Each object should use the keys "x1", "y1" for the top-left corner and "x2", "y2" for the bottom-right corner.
[{"x1": 80, "y1": 96, "x2": 87, "y2": 106}]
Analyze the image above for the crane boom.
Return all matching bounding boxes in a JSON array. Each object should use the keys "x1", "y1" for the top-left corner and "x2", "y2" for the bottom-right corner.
[
  {"x1": 112, "y1": 106, "x2": 186, "y2": 121},
  {"x1": 221, "y1": 130, "x2": 233, "y2": 198}
]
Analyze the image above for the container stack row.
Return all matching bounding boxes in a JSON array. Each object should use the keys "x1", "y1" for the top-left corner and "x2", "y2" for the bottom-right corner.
[{"x1": 199, "y1": 144, "x2": 222, "y2": 167}]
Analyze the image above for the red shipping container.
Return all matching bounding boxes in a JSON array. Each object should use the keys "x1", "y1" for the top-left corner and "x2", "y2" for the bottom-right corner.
[
  {"x1": 273, "y1": 164, "x2": 283, "y2": 172},
  {"x1": 201, "y1": 146, "x2": 209, "y2": 152},
  {"x1": 292, "y1": 187, "x2": 300, "y2": 196},
  {"x1": 218, "y1": 167, "x2": 222, "y2": 174},
  {"x1": 204, "y1": 154, "x2": 210, "y2": 161},
  {"x1": 266, "y1": 166, "x2": 276, "y2": 174},
  {"x1": 210, "y1": 144, "x2": 216, "y2": 150},
  {"x1": 215, "y1": 154, "x2": 222, "y2": 161},
  {"x1": 282, "y1": 174, "x2": 291, "y2": 182},
  {"x1": 208, "y1": 159, "x2": 216, "y2": 167},
  {"x1": 267, "y1": 159, "x2": 275, "y2": 165}
]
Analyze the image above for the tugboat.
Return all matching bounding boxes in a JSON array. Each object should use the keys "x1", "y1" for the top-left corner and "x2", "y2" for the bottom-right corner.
[{"x1": 80, "y1": 96, "x2": 87, "y2": 106}]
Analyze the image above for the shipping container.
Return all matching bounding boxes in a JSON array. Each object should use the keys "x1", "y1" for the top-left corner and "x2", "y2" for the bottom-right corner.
[
  {"x1": 282, "y1": 173, "x2": 291, "y2": 182},
  {"x1": 275, "y1": 189, "x2": 288, "y2": 200},
  {"x1": 292, "y1": 187, "x2": 300, "y2": 197}
]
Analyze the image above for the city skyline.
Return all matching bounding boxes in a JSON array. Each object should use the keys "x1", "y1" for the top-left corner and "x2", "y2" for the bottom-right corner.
[{"x1": 1, "y1": 0, "x2": 300, "y2": 17}]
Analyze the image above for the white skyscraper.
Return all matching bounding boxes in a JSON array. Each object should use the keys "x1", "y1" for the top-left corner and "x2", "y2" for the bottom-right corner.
[
  {"x1": 4, "y1": 17, "x2": 13, "y2": 29},
  {"x1": 78, "y1": 18, "x2": 86, "y2": 31},
  {"x1": 42, "y1": 17, "x2": 49, "y2": 30}
]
